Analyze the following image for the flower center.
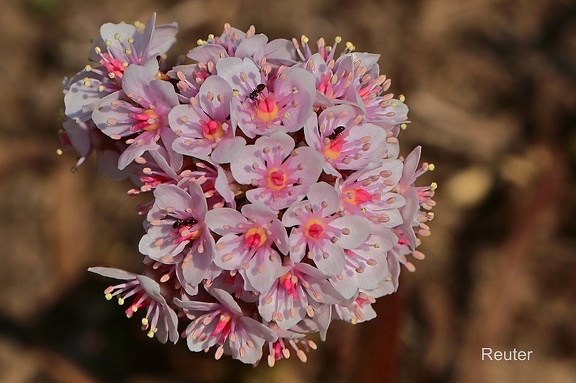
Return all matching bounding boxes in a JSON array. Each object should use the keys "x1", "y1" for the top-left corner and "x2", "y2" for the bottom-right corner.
[
  {"x1": 123, "y1": 290, "x2": 150, "y2": 318},
  {"x1": 266, "y1": 168, "x2": 287, "y2": 191},
  {"x1": 175, "y1": 227, "x2": 201, "y2": 244},
  {"x1": 212, "y1": 312, "x2": 233, "y2": 345},
  {"x1": 318, "y1": 73, "x2": 333, "y2": 97},
  {"x1": 344, "y1": 187, "x2": 374, "y2": 206},
  {"x1": 202, "y1": 120, "x2": 225, "y2": 141},
  {"x1": 244, "y1": 226, "x2": 268, "y2": 249},
  {"x1": 131, "y1": 109, "x2": 162, "y2": 132},
  {"x1": 304, "y1": 219, "x2": 325, "y2": 240},
  {"x1": 279, "y1": 272, "x2": 299, "y2": 301},
  {"x1": 100, "y1": 53, "x2": 126, "y2": 79},
  {"x1": 323, "y1": 135, "x2": 344, "y2": 160},
  {"x1": 254, "y1": 97, "x2": 279, "y2": 122},
  {"x1": 172, "y1": 217, "x2": 201, "y2": 244}
]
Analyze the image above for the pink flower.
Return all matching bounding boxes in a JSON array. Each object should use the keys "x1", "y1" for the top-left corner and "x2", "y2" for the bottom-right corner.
[
  {"x1": 169, "y1": 75, "x2": 246, "y2": 163},
  {"x1": 304, "y1": 104, "x2": 388, "y2": 176},
  {"x1": 90, "y1": 12, "x2": 177, "y2": 76},
  {"x1": 328, "y1": 227, "x2": 396, "y2": 299},
  {"x1": 333, "y1": 291, "x2": 377, "y2": 324},
  {"x1": 292, "y1": 34, "x2": 353, "y2": 63},
  {"x1": 179, "y1": 159, "x2": 236, "y2": 208},
  {"x1": 92, "y1": 64, "x2": 180, "y2": 169},
  {"x1": 230, "y1": 132, "x2": 323, "y2": 211},
  {"x1": 128, "y1": 148, "x2": 182, "y2": 196},
  {"x1": 190, "y1": 24, "x2": 258, "y2": 60},
  {"x1": 175, "y1": 288, "x2": 277, "y2": 364},
  {"x1": 64, "y1": 13, "x2": 177, "y2": 123},
  {"x1": 207, "y1": 271, "x2": 259, "y2": 303},
  {"x1": 69, "y1": 18, "x2": 437, "y2": 365},
  {"x1": 264, "y1": 326, "x2": 318, "y2": 367},
  {"x1": 282, "y1": 182, "x2": 370, "y2": 276},
  {"x1": 337, "y1": 160, "x2": 406, "y2": 229},
  {"x1": 258, "y1": 261, "x2": 342, "y2": 330},
  {"x1": 205, "y1": 203, "x2": 289, "y2": 293},
  {"x1": 301, "y1": 53, "x2": 360, "y2": 108},
  {"x1": 88, "y1": 267, "x2": 179, "y2": 344},
  {"x1": 216, "y1": 57, "x2": 316, "y2": 138},
  {"x1": 389, "y1": 146, "x2": 436, "y2": 274},
  {"x1": 139, "y1": 183, "x2": 215, "y2": 289},
  {"x1": 188, "y1": 23, "x2": 295, "y2": 67}
]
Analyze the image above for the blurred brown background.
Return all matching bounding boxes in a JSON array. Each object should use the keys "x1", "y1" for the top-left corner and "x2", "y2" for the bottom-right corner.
[{"x1": 1, "y1": 0, "x2": 575, "y2": 382}]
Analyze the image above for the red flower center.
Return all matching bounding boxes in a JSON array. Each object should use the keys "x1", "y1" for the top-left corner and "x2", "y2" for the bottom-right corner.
[
  {"x1": 202, "y1": 120, "x2": 225, "y2": 141},
  {"x1": 304, "y1": 219, "x2": 325, "y2": 240},
  {"x1": 131, "y1": 109, "x2": 162, "y2": 132},
  {"x1": 323, "y1": 135, "x2": 344, "y2": 160},
  {"x1": 100, "y1": 53, "x2": 126, "y2": 79},
  {"x1": 244, "y1": 226, "x2": 268, "y2": 249},
  {"x1": 255, "y1": 97, "x2": 279, "y2": 122},
  {"x1": 266, "y1": 168, "x2": 287, "y2": 191},
  {"x1": 344, "y1": 187, "x2": 374, "y2": 206}
]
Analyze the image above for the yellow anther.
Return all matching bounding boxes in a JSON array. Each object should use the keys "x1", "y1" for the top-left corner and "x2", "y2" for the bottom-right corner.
[
  {"x1": 105, "y1": 293, "x2": 113, "y2": 300},
  {"x1": 400, "y1": 123, "x2": 407, "y2": 130},
  {"x1": 84, "y1": 64, "x2": 92, "y2": 71},
  {"x1": 232, "y1": 89, "x2": 240, "y2": 97},
  {"x1": 94, "y1": 47, "x2": 102, "y2": 54},
  {"x1": 197, "y1": 39, "x2": 206, "y2": 46},
  {"x1": 82, "y1": 78, "x2": 91, "y2": 87},
  {"x1": 430, "y1": 182, "x2": 438, "y2": 190},
  {"x1": 428, "y1": 163, "x2": 435, "y2": 171},
  {"x1": 56, "y1": 149, "x2": 63, "y2": 155},
  {"x1": 350, "y1": 318, "x2": 358, "y2": 324},
  {"x1": 335, "y1": 36, "x2": 342, "y2": 43},
  {"x1": 208, "y1": 34, "x2": 215, "y2": 40},
  {"x1": 98, "y1": 85, "x2": 105, "y2": 92},
  {"x1": 134, "y1": 21, "x2": 145, "y2": 32},
  {"x1": 114, "y1": 33, "x2": 121, "y2": 40},
  {"x1": 399, "y1": 94, "x2": 406, "y2": 102},
  {"x1": 125, "y1": 48, "x2": 132, "y2": 55},
  {"x1": 117, "y1": 297, "x2": 124, "y2": 305},
  {"x1": 147, "y1": 330, "x2": 155, "y2": 338},
  {"x1": 141, "y1": 317, "x2": 149, "y2": 326},
  {"x1": 105, "y1": 40, "x2": 112, "y2": 47},
  {"x1": 108, "y1": 73, "x2": 116, "y2": 79},
  {"x1": 122, "y1": 62, "x2": 129, "y2": 67},
  {"x1": 346, "y1": 41, "x2": 355, "y2": 51},
  {"x1": 301, "y1": 35, "x2": 309, "y2": 44},
  {"x1": 391, "y1": 102, "x2": 397, "y2": 107},
  {"x1": 128, "y1": 37, "x2": 134, "y2": 44}
]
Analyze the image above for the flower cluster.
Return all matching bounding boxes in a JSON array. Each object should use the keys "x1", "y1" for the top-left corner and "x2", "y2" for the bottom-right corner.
[{"x1": 61, "y1": 13, "x2": 436, "y2": 366}]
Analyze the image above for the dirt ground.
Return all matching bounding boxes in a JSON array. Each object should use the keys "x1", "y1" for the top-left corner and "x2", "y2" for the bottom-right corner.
[{"x1": 0, "y1": 0, "x2": 575, "y2": 382}]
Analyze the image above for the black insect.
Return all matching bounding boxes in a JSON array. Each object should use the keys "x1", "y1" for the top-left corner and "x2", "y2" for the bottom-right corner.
[
  {"x1": 248, "y1": 83, "x2": 266, "y2": 101},
  {"x1": 327, "y1": 126, "x2": 345, "y2": 140},
  {"x1": 171, "y1": 217, "x2": 198, "y2": 229}
]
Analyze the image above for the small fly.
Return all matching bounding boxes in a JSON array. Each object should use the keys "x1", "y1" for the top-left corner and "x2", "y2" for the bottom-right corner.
[
  {"x1": 327, "y1": 126, "x2": 345, "y2": 140},
  {"x1": 248, "y1": 83, "x2": 266, "y2": 101}
]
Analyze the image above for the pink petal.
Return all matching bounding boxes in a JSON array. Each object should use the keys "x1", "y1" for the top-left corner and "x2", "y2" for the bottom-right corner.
[
  {"x1": 307, "y1": 182, "x2": 340, "y2": 215},
  {"x1": 205, "y1": 208, "x2": 247, "y2": 235},
  {"x1": 330, "y1": 215, "x2": 370, "y2": 249}
]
